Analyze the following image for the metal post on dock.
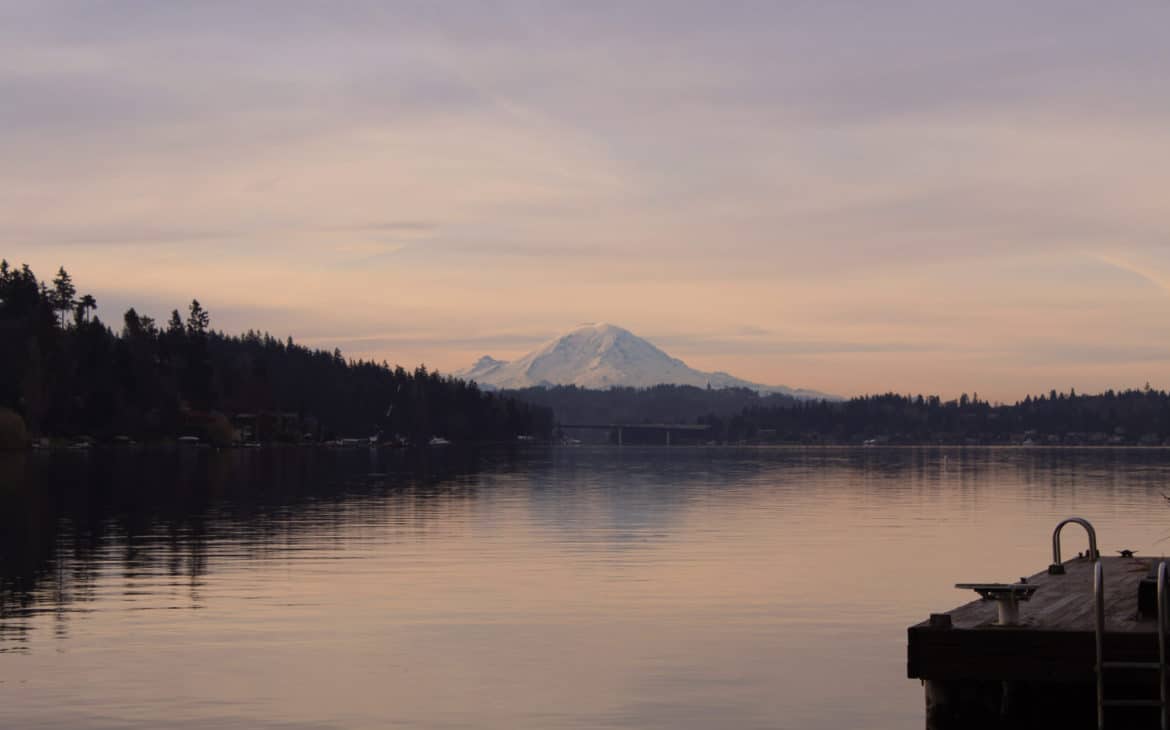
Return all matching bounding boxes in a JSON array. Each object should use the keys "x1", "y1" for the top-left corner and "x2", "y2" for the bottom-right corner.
[
  {"x1": 1159, "y1": 562, "x2": 1167, "y2": 730},
  {"x1": 1095, "y1": 560, "x2": 1105, "y2": 730},
  {"x1": 924, "y1": 680, "x2": 959, "y2": 730}
]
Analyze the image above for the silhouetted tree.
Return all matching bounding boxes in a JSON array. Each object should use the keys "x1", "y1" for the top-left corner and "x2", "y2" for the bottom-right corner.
[
  {"x1": 75, "y1": 293, "x2": 97, "y2": 324},
  {"x1": 50, "y1": 267, "x2": 76, "y2": 327},
  {"x1": 186, "y1": 299, "x2": 209, "y2": 337}
]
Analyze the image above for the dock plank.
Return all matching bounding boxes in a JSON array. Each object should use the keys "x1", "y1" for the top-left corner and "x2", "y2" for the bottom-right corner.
[
  {"x1": 908, "y1": 556, "x2": 1165, "y2": 681},
  {"x1": 929, "y1": 556, "x2": 1154, "y2": 632}
]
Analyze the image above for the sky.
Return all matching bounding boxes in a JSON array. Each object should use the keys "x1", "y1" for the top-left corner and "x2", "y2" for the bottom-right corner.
[{"x1": 3, "y1": 1, "x2": 1169, "y2": 401}]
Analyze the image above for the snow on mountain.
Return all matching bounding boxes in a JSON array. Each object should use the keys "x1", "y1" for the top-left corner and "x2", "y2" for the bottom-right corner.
[
  {"x1": 454, "y1": 323, "x2": 835, "y2": 400},
  {"x1": 461, "y1": 355, "x2": 507, "y2": 382}
]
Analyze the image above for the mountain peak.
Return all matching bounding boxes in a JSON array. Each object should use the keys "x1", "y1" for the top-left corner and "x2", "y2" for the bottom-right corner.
[
  {"x1": 461, "y1": 354, "x2": 509, "y2": 382},
  {"x1": 473, "y1": 355, "x2": 504, "y2": 367},
  {"x1": 455, "y1": 324, "x2": 835, "y2": 399},
  {"x1": 570, "y1": 322, "x2": 627, "y2": 334},
  {"x1": 553, "y1": 322, "x2": 636, "y2": 349}
]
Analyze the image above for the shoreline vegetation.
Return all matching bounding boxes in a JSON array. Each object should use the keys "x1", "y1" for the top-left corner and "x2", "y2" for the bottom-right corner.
[
  {"x1": 514, "y1": 384, "x2": 1170, "y2": 447},
  {"x1": 0, "y1": 262, "x2": 553, "y2": 450},
  {"x1": 2, "y1": 262, "x2": 1168, "y2": 451}
]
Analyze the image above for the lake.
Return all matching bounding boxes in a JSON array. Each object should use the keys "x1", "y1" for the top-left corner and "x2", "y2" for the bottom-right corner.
[{"x1": 2, "y1": 446, "x2": 1169, "y2": 729}]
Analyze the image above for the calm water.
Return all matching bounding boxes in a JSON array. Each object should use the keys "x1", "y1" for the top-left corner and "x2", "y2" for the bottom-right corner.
[{"x1": 2, "y1": 446, "x2": 1170, "y2": 729}]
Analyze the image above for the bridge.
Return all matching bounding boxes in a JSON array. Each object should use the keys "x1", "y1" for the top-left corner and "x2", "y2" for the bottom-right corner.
[{"x1": 558, "y1": 422, "x2": 711, "y2": 446}]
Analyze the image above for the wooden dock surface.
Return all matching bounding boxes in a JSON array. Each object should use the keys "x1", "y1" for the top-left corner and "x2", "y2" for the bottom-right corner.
[{"x1": 909, "y1": 556, "x2": 1164, "y2": 682}]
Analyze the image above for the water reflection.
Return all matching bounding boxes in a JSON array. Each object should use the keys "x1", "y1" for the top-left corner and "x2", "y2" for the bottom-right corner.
[
  {"x1": 1, "y1": 447, "x2": 1168, "y2": 729},
  {"x1": 0, "y1": 447, "x2": 496, "y2": 646}
]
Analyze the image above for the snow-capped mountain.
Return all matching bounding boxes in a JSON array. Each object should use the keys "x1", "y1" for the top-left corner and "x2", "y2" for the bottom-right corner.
[{"x1": 455, "y1": 323, "x2": 835, "y2": 400}]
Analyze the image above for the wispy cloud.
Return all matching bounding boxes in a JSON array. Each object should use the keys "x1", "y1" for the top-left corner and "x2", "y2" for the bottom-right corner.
[
  {"x1": 298, "y1": 330, "x2": 550, "y2": 354},
  {"x1": 3, "y1": 224, "x2": 238, "y2": 246},
  {"x1": 1093, "y1": 253, "x2": 1170, "y2": 297},
  {"x1": 649, "y1": 333, "x2": 938, "y2": 356},
  {"x1": 318, "y1": 221, "x2": 438, "y2": 234}
]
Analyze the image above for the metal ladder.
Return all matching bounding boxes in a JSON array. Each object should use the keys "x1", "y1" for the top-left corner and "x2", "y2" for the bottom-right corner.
[{"x1": 1095, "y1": 559, "x2": 1169, "y2": 730}]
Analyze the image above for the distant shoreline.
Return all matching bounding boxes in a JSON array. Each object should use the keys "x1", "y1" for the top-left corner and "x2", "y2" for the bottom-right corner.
[{"x1": 7, "y1": 441, "x2": 1170, "y2": 455}]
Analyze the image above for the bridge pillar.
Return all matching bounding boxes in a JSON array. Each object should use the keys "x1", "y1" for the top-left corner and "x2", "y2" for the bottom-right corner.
[
  {"x1": 618, "y1": 427, "x2": 623, "y2": 446},
  {"x1": 666, "y1": 430, "x2": 671, "y2": 446}
]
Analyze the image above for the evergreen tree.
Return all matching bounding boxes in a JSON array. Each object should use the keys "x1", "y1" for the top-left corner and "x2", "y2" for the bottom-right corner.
[
  {"x1": 186, "y1": 300, "x2": 210, "y2": 337},
  {"x1": 51, "y1": 266, "x2": 76, "y2": 328},
  {"x1": 75, "y1": 294, "x2": 97, "y2": 323}
]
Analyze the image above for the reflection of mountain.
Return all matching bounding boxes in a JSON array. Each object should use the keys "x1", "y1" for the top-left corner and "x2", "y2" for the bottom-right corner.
[
  {"x1": 0, "y1": 447, "x2": 727, "y2": 632},
  {"x1": 519, "y1": 449, "x2": 700, "y2": 551},
  {"x1": 1, "y1": 447, "x2": 784, "y2": 644},
  {"x1": 457, "y1": 323, "x2": 836, "y2": 399},
  {"x1": 1, "y1": 446, "x2": 1149, "y2": 653}
]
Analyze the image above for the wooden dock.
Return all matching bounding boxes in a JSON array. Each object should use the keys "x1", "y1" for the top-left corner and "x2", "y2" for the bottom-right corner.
[{"x1": 909, "y1": 554, "x2": 1169, "y2": 729}]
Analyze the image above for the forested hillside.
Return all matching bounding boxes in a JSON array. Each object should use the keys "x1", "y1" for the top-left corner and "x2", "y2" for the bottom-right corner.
[
  {"x1": 716, "y1": 390, "x2": 1170, "y2": 445},
  {"x1": 506, "y1": 384, "x2": 1170, "y2": 446},
  {"x1": 0, "y1": 262, "x2": 552, "y2": 446},
  {"x1": 505, "y1": 384, "x2": 799, "y2": 426}
]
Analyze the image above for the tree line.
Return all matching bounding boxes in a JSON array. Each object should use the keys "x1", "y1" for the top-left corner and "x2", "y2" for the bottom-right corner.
[
  {"x1": 4, "y1": 261, "x2": 1165, "y2": 449},
  {"x1": 505, "y1": 384, "x2": 800, "y2": 428},
  {"x1": 0, "y1": 262, "x2": 553, "y2": 446},
  {"x1": 698, "y1": 389, "x2": 1170, "y2": 445},
  {"x1": 507, "y1": 386, "x2": 1170, "y2": 446}
]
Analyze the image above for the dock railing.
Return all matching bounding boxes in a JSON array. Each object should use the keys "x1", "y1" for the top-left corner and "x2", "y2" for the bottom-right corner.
[
  {"x1": 1050, "y1": 516, "x2": 1100, "y2": 574},
  {"x1": 1094, "y1": 559, "x2": 1169, "y2": 730}
]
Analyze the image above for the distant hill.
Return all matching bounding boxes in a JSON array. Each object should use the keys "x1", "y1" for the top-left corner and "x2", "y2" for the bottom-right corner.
[
  {"x1": 505, "y1": 384, "x2": 801, "y2": 430},
  {"x1": 456, "y1": 323, "x2": 836, "y2": 400}
]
